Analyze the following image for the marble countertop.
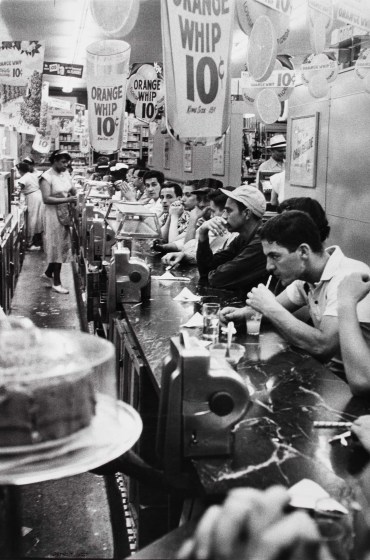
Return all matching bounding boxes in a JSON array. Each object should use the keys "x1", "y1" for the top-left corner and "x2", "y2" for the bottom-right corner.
[{"x1": 120, "y1": 249, "x2": 370, "y2": 509}]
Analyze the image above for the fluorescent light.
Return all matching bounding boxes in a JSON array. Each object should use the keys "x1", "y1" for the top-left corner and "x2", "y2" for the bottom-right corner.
[{"x1": 62, "y1": 85, "x2": 73, "y2": 93}]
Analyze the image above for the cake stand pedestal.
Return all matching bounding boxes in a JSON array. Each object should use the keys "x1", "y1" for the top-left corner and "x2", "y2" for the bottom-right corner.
[{"x1": 0, "y1": 395, "x2": 142, "y2": 558}]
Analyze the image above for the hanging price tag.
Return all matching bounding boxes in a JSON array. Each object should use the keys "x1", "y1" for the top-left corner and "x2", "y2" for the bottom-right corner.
[
  {"x1": 255, "y1": 0, "x2": 292, "y2": 15},
  {"x1": 241, "y1": 69, "x2": 295, "y2": 88},
  {"x1": 32, "y1": 131, "x2": 51, "y2": 154}
]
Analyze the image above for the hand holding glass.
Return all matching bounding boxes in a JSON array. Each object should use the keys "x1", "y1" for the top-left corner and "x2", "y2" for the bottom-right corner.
[{"x1": 202, "y1": 303, "x2": 220, "y2": 343}]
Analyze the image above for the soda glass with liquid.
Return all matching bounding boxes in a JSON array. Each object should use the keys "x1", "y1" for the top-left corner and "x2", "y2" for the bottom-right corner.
[{"x1": 202, "y1": 303, "x2": 220, "y2": 344}]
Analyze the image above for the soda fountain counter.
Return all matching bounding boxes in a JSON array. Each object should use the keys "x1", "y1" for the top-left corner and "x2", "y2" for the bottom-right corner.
[{"x1": 106, "y1": 248, "x2": 370, "y2": 556}]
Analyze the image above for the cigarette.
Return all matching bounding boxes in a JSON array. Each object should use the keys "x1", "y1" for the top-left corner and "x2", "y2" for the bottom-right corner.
[
  {"x1": 313, "y1": 421, "x2": 352, "y2": 428},
  {"x1": 266, "y1": 275, "x2": 272, "y2": 290}
]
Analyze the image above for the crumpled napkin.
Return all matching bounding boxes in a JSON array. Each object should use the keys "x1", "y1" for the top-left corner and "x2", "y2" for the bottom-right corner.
[
  {"x1": 288, "y1": 479, "x2": 348, "y2": 514},
  {"x1": 173, "y1": 287, "x2": 201, "y2": 302},
  {"x1": 152, "y1": 271, "x2": 190, "y2": 282},
  {"x1": 182, "y1": 312, "x2": 204, "y2": 328}
]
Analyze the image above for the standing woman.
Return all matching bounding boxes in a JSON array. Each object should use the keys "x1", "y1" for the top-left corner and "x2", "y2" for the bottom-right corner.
[
  {"x1": 39, "y1": 150, "x2": 76, "y2": 294},
  {"x1": 16, "y1": 162, "x2": 44, "y2": 250}
]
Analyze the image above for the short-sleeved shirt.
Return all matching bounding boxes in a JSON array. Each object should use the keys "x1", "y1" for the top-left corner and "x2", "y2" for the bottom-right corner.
[
  {"x1": 283, "y1": 246, "x2": 370, "y2": 375},
  {"x1": 284, "y1": 246, "x2": 370, "y2": 326}
]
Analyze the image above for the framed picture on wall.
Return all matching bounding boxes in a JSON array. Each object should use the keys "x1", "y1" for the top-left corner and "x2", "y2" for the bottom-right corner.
[
  {"x1": 163, "y1": 137, "x2": 170, "y2": 169},
  {"x1": 212, "y1": 137, "x2": 225, "y2": 176},
  {"x1": 183, "y1": 144, "x2": 192, "y2": 172},
  {"x1": 290, "y1": 113, "x2": 319, "y2": 188}
]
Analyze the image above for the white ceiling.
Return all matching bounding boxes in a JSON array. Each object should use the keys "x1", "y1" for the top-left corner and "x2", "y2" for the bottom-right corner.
[
  {"x1": 0, "y1": 0, "x2": 368, "y2": 90},
  {"x1": 0, "y1": 0, "x2": 163, "y2": 88}
]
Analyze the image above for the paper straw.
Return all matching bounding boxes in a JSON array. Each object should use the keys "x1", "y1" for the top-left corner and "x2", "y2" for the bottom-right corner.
[
  {"x1": 266, "y1": 275, "x2": 273, "y2": 290},
  {"x1": 313, "y1": 421, "x2": 352, "y2": 428}
]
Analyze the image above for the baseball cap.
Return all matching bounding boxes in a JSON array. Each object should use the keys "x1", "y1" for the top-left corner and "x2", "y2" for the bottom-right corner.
[
  {"x1": 269, "y1": 134, "x2": 286, "y2": 149},
  {"x1": 220, "y1": 185, "x2": 266, "y2": 218}
]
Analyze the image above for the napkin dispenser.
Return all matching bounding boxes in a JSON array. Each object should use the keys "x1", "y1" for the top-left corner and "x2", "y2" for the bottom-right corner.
[
  {"x1": 107, "y1": 243, "x2": 151, "y2": 310},
  {"x1": 157, "y1": 332, "x2": 249, "y2": 486}
]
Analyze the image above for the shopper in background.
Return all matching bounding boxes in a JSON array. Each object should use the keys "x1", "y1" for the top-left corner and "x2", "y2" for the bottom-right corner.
[
  {"x1": 22, "y1": 155, "x2": 41, "y2": 178},
  {"x1": 16, "y1": 162, "x2": 44, "y2": 250},
  {"x1": 39, "y1": 150, "x2": 77, "y2": 295},
  {"x1": 90, "y1": 156, "x2": 110, "y2": 181},
  {"x1": 197, "y1": 185, "x2": 268, "y2": 296},
  {"x1": 256, "y1": 134, "x2": 286, "y2": 189}
]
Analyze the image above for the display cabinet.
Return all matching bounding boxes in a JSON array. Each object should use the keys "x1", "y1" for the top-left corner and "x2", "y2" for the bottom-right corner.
[{"x1": 119, "y1": 116, "x2": 149, "y2": 167}]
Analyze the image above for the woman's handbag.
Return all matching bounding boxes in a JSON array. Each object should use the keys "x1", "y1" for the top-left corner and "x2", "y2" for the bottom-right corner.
[{"x1": 54, "y1": 193, "x2": 73, "y2": 226}]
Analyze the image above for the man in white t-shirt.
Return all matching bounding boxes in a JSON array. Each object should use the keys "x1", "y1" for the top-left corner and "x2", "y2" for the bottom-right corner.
[
  {"x1": 270, "y1": 170, "x2": 285, "y2": 206},
  {"x1": 222, "y1": 210, "x2": 370, "y2": 375}
]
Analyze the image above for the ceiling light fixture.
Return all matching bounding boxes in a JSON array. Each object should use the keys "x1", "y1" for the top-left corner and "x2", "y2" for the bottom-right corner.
[{"x1": 62, "y1": 85, "x2": 73, "y2": 93}]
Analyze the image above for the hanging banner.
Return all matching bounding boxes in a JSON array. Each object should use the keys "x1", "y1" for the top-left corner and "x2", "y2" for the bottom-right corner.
[
  {"x1": 161, "y1": 0, "x2": 235, "y2": 145},
  {"x1": 86, "y1": 40, "x2": 131, "y2": 154},
  {"x1": 0, "y1": 41, "x2": 45, "y2": 134},
  {"x1": 43, "y1": 62, "x2": 83, "y2": 78},
  {"x1": 48, "y1": 97, "x2": 71, "y2": 111},
  {"x1": 126, "y1": 64, "x2": 162, "y2": 123},
  {"x1": 336, "y1": 0, "x2": 370, "y2": 32},
  {"x1": 73, "y1": 103, "x2": 86, "y2": 136}
]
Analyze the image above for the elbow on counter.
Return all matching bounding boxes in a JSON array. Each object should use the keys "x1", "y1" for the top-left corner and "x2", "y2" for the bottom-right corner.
[{"x1": 347, "y1": 375, "x2": 370, "y2": 397}]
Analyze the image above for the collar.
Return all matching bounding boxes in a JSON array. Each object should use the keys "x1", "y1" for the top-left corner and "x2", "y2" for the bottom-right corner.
[
  {"x1": 319, "y1": 246, "x2": 344, "y2": 283},
  {"x1": 239, "y1": 219, "x2": 262, "y2": 243},
  {"x1": 303, "y1": 247, "x2": 342, "y2": 290}
]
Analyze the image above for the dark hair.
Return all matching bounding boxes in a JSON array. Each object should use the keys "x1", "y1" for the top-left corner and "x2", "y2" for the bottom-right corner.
[
  {"x1": 50, "y1": 150, "x2": 71, "y2": 164},
  {"x1": 278, "y1": 197, "x2": 330, "y2": 242},
  {"x1": 143, "y1": 169, "x2": 165, "y2": 185},
  {"x1": 134, "y1": 168, "x2": 148, "y2": 180},
  {"x1": 198, "y1": 178, "x2": 224, "y2": 190},
  {"x1": 208, "y1": 189, "x2": 228, "y2": 210},
  {"x1": 23, "y1": 157, "x2": 35, "y2": 165},
  {"x1": 161, "y1": 181, "x2": 182, "y2": 198},
  {"x1": 183, "y1": 179, "x2": 200, "y2": 190},
  {"x1": 17, "y1": 162, "x2": 29, "y2": 173},
  {"x1": 260, "y1": 210, "x2": 324, "y2": 253}
]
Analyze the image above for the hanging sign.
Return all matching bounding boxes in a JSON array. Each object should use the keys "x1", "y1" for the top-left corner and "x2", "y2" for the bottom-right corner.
[
  {"x1": 43, "y1": 62, "x2": 83, "y2": 78},
  {"x1": 48, "y1": 97, "x2": 71, "y2": 111},
  {"x1": 308, "y1": 0, "x2": 332, "y2": 19},
  {"x1": 241, "y1": 69, "x2": 295, "y2": 89},
  {"x1": 73, "y1": 103, "x2": 86, "y2": 136},
  {"x1": 255, "y1": 0, "x2": 292, "y2": 16},
  {"x1": 86, "y1": 40, "x2": 131, "y2": 154},
  {"x1": 0, "y1": 41, "x2": 45, "y2": 134},
  {"x1": 79, "y1": 133, "x2": 90, "y2": 154},
  {"x1": 32, "y1": 130, "x2": 52, "y2": 153},
  {"x1": 161, "y1": 0, "x2": 235, "y2": 145},
  {"x1": 336, "y1": 0, "x2": 370, "y2": 32},
  {"x1": 126, "y1": 64, "x2": 163, "y2": 123}
]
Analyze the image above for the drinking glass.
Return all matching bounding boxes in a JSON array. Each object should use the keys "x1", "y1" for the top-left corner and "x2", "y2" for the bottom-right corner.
[
  {"x1": 202, "y1": 303, "x2": 220, "y2": 344},
  {"x1": 246, "y1": 309, "x2": 263, "y2": 336}
]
